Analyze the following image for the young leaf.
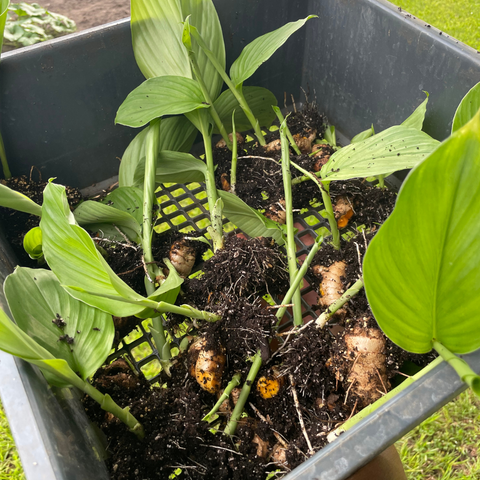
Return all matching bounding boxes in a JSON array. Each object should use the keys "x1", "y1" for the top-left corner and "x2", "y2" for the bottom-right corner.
[
  {"x1": 40, "y1": 182, "x2": 145, "y2": 317},
  {"x1": 401, "y1": 92, "x2": 429, "y2": 130},
  {"x1": 119, "y1": 117, "x2": 197, "y2": 188},
  {"x1": 133, "y1": 151, "x2": 207, "y2": 187},
  {"x1": 115, "y1": 76, "x2": 210, "y2": 128},
  {"x1": 320, "y1": 125, "x2": 439, "y2": 181},
  {"x1": 219, "y1": 190, "x2": 284, "y2": 245},
  {"x1": 363, "y1": 111, "x2": 480, "y2": 354},
  {"x1": 452, "y1": 81, "x2": 480, "y2": 133},
  {"x1": 0, "y1": 183, "x2": 42, "y2": 216},
  {"x1": 212, "y1": 87, "x2": 278, "y2": 134},
  {"x1": 351, "y1": 125, "x2": 374, "y2": 144},
  {"x1": 229, "y1": 16, "x2": 317, "y2": 88},
  {"x1": 131, "y1": 0, "x2": 224, "y2": 100},
  {"x1": 23, "y1": 226, "x2": 43, "y2": 259},
  {"x1": 4, "y1": 267, "x2": 114, "y2": 380},
  {"x1": 74, "y1": 200, "x2": 142, "y2": 243}
]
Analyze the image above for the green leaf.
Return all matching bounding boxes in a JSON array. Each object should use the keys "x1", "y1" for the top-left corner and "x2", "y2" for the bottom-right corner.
[
  {"x1": 134, "y1": 151, "x2": 207, "y2": 186},
  {"x1": 452, "y1": 82, "x2": 480, "y2": 133},
  {"x1": 212, "y1": 87, "x2": 278, "y2": 134},
  {"x1": 119, "y1": 117, "x2": 197, "y2": 188},
  {"x1": 4, "y1": 267, "x2": 114, "y2": 380},
  {"x1": 40, "y1": 182, "x2": 145, "y2": 317},
  {"x1": 230, "y1": 16, "x2": 317, "y2": 88},
  {"x1": 74, "y1": 200, "x2": 142, "y2": 243},
  {"x1": 320, "y1": 125, "x2": 439, "y2": 181},
  {"x1": 0, "y1": 0, "x2": 9, "y2": 53},
  {"x1": 351, "y1": 125, "x2": 374, "y2": 144},
  {"x1": 401, "y1": 92, "x2": 429, "y2": 130},
  {"x1": 219, "y1": 190, "x2": 284, "y2": 245},
  {"x1": 101, "y1": 186, "x2": 144, "y2": 226},
  {"x1": 115, "y1": 76, "x2": 210, "y2": 128},
  {"x1": 0, "y1": 183, "x2": 42, "y2": 216},
  {"x1": 363, "y1": 111, "x2": 480, "y2": 354},
  {"x1": 23, "y1": 226, "x2": 43, "y2": 259},
  {"x1": 131, "y1": 0, "x2": 224, "y2": 100}
]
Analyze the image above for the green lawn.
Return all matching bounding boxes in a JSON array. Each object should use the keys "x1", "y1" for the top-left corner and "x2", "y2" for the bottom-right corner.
[
  {"x1": 394, "y1": 0, "x2": 480, "y2": 50},
  {"x1": 1, "y1": 1, "x2": 479, "y2": 479}
]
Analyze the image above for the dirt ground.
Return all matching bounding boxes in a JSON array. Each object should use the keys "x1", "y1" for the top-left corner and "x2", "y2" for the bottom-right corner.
[{"x1": 43, "y1": 0, "x2": 129, "y2": 32}]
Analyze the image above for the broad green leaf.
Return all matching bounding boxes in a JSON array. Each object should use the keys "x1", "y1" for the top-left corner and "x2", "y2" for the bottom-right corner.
[
  {"x1": 115, "y1": 76, "x2": 210, "y2": 128},
  {"x1": 4, "y1": 267, "x2": 114, "y2": 380},
  {"x1": 401, "y1": 92, "x2": 429, "y2": 130},
  {"x1": 134, "y1": 150, "x2": 207, "y2": 187},
  {"x1": 74, "y1": 201, "x2": 142, "y2": 243},
  {"x1": 119, "y1": 117, "x2": 197, "y2": 188},
  {"x1": 452, "y1": 82, "x2": 480, "y2": 133},
  {"x1": 0, "y1": 0, "x2": 9, "y2": 53},
  {"x1": 320, "y1": 125, "x2": 439, "y2": 181},
  {"x1": 212, "y1": 87, "x2": 278, "y2": 134},
  {"x1": 101, "y1": 186, "x2": 144, "y2": 226},
  {"x1": 23, "y1": 226, "x2": 43, "y2": 259},
  {"x1": 0, "y1": 183, "x2": 42, "y2": 216},
  {"x1": 131, "y1": 0, "x2": 224, "y2": 100},
  {"x1": 219, "y1": 190, "x2": 284, "y2": 245},
  {"x1": 230, "y1": 16, "x2": 317, "y2": 88},
  {"x1": 0, "y1": 306, "x2": 73, "y2": 388},
  {"x1": 40, "y1": 182, "x2": 145, "y2": 317},
  {"x1": 351, "y1": 125, "x2": 374, "y2": 144},
  {"x1": 363, "y1": 111, "x2": 480, "y2": 354}
]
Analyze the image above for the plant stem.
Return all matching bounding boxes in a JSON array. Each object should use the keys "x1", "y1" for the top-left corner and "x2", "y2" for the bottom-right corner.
[
  {"x1": 289, "y1": 161, "x2": 340, "y2": 251},
  {"x1": 316, "y1": 278, "x2": 364, "y2": 328},
  {"x1": 81, "y1": 379, "x2": 144, "y2": 439},
  {"x1": 0, "y1": 133, "x2": 11, "y2": 179},
  {"x1": 187, "y1": 50, "x2": 232, "y2": 150},
  {"x1": 327, "y1": 356, "x2": 443, "y2": 442},
  {"x1": 190, "y1": 28, "x2": 266, "y2": 146},
  {"x1": 203, "y1": 372, "x2": 241, "y2": 422},
  {"x1": 273, "y1": 107, "x2": 301, "y2": 155},
  {"x1": 280, "y1": 124, "x2": 303, "y2": 326},
  {"x1": 199, "y1": 121, "x2": 224, "y2": 251},
  {"x1": 275, "y1": 236, "x2": 323, "y2": 325},
  {"x1": 143, "y1": 120, "x2": 171, "y2": 362},
  {"x1": 433, "y1": 341, "x2": 480, "y2": 396},
  {"x1": 230, "y1": 111, "x2": 238, "y2": 194},
  {"x1": 377, "y1": 174, "x2": 385, "y2": 189},
  {"x1": 224, "y1": 351, "x2": 262, "y2": 436}
]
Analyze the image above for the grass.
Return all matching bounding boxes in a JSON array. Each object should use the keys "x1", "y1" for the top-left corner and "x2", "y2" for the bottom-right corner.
[
  {"x1": 397, "y1": 390, "x2": 480, "y2": 479},
  {"x1": 1, "y1": 1, "x2": 480, "y2": 479},
  {"x1": 394, "y1": 0, "x2": 480, "y2": 50}
]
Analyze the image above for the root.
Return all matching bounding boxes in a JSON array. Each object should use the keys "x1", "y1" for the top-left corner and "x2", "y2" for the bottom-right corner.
[{"x1": 289, "y1": 374, "x2": 314, "y2": 456}]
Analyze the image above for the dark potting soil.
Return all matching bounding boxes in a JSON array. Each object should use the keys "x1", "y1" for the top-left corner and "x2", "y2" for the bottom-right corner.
[{"x1": 0, "y1": 175, "x2": 82, "y2": 266}]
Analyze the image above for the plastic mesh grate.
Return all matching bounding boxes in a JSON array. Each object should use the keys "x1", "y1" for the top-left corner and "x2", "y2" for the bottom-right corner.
[{"x1": 107, "y1": 181, "x2": 331, "y2": 383}]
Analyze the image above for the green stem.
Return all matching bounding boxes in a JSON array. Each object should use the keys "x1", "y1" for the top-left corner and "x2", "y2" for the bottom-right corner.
[
  {"x1": 199, "y1": 123, "x2": 224, "y2": 251},
  {"x1": 224, "y1": 351, "x2": 263, "y2": 435},
  {"x1": 316, "y1": 278, "x2": 364, "y2": 328},
  {"x1": 377, "y1": 174, "x2": 385, "y2": 189},
  {"x1": 190, "y1": 29, "x2": 266, "y2": 146},
  {"x1": 0, "y1": 133, "x2": 11, "y2": 179},
  {"x1": 275, "y1": 236, "x2": 323, "y2": 325},
  {"x1": 230, "y1": 111, "x2": 238, "y2": 194},
  {"x1": 273, "y1": 107, "x2": 301, "y2": 155},
  {"x1": 433, "y1": 341, "x2": 480, "y2": 396},
  {"x1": 289, "y1": 161, "x2": 340, "y2": 251},
  {"x1": 327, "y1": 356, "x2": 443, "y2": 442},
  {"x1": 142, "y1": 120, "x2": 171, "y2": 362},
  {"x1": 203, "y1": 372, "x2": 242, "y2": 423},
  {"x1": 291, "y1": 171, "x2": 321, "y2": 185},
  {"x1": 279, "y1": 124, "x2": 303, "y2": 326},
  {"x1": 75, "y1": 375, "x2": 144, "y2": 439},
  {"x1": 188, "y1": 51, "x2": 232, "y2": 150}
]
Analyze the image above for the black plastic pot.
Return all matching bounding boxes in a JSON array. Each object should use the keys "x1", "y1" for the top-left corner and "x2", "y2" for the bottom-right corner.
[{"x1": 0, "y1": 1, "x2": 479, "y2": 479}]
